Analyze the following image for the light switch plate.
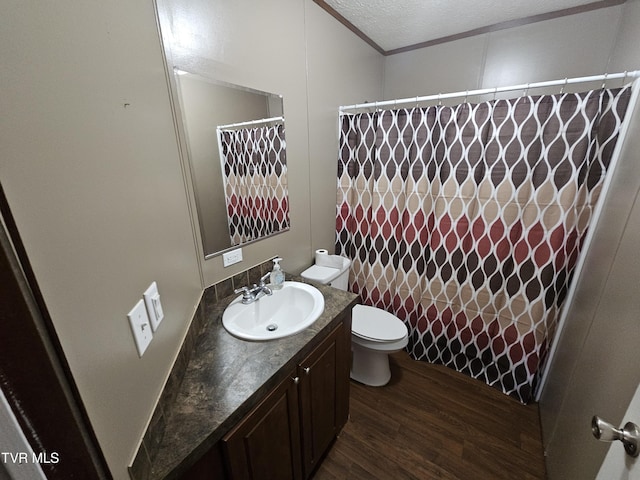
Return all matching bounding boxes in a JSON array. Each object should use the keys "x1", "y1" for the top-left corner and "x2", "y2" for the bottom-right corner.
[
  {"x1": 128, "y1": 299, "x2": 153, "y2": 357},
  {"x1": 143, "y1": 281, "x2": 164, "y2": 332},
  {"x1": 222, "y1": 248, "x2": 243, "y2": 267}
]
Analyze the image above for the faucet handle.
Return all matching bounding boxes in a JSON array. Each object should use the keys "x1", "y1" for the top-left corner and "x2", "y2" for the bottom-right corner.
[
  {"x1": 259, "y1": 272, "x2": 271, "y2": 285},
  {"x1": 234, "y1": 285, "x2": 256, "y2": 304},
  {"x1": 234, "y1": 285, "x2": 255, "y2": 300}
]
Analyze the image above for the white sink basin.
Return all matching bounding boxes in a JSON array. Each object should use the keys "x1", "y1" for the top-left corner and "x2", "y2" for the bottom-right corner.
[{"x1": 222, "y1": 281, "x2": 325, "y2": 341}]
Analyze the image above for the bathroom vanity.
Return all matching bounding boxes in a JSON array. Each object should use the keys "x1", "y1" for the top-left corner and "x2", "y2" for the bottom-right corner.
[
  {"x1": 131, "y1": 275, "x2": 358, "y2": 480},
  {"x1": 222, "y1": 322, "x2": 349, "y2": 479}
]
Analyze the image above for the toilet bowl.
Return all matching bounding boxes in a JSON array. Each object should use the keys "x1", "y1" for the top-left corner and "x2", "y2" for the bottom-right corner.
[{"x1": 300, "y1": 255, "x2": 408, "y2": 387}]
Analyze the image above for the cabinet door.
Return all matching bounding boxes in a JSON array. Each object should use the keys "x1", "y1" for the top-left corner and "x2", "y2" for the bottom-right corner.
[
  {"x1": 298, "y1": 322, "x2": 350, "y2": 477},
  {"x1": 179, "y1": 444, "x2": 226, "y2": 480},
  {"x1": 222, "y1": 372, "x2": 303, "y2": 480}
]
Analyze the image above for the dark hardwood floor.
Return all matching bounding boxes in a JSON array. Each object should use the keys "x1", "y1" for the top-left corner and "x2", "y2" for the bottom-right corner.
[{"x1": 313, "y1": 351, "x2": 546, "y2": 480}]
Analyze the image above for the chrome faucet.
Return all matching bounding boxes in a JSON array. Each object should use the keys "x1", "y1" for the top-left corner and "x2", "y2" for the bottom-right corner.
[{"x1": 234, "y1": 273, "x2": 273, "y2": 304}]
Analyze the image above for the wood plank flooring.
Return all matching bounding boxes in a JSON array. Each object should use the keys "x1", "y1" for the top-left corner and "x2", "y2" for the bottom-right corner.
[{"x1": 313, "y1": 351, "x2": 546, "y2": 480}]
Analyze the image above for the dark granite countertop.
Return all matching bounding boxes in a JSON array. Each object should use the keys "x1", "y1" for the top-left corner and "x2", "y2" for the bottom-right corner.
[{"x1": 149, "y1": 276, "x2": 359, "y2": 479}]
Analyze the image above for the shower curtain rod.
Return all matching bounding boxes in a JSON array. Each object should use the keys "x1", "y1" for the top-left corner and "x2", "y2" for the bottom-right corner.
[
  {"x1": 217, "y1": 116, "x2": 284, "y2": 131},
  {"x1": 339, "y1": 70, "x2": 639, "y2": 112}
]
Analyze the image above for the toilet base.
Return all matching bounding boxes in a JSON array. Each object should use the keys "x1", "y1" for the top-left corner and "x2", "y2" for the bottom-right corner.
[{"x1": 350, "y1": 343, "x2": 393, "y2": 387}]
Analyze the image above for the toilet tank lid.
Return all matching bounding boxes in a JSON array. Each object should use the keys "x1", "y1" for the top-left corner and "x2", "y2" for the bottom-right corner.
[{"x1": 300, "y1": 264, "x2": 340, "y2": 284}]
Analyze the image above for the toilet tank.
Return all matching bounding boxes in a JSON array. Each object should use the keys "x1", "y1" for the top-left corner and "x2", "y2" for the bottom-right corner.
[
  {"x1": 300, "y1": 256, "x2": 351, "y2": 291},
  {"x1": 329, "y1": 263, "x2": 350, "y2": 291}
]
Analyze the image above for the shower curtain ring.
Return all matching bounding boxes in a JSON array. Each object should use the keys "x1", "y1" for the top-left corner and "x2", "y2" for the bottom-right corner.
[
  {"x1": 623, "y1": 71, "x2": 628, "y2": 86},
  {"x1": 602, "y1": 73, "x2": 608, "y2": 89},
  {"x1": 522, "y1": 84, "x2": 529, "y2": 97},
  {"x1": 560, "y1": 78, "x2": 568, "y2": 94},
  {"x1": 464, "y1": 90, "x2": 469, "y2": 103},
  {"x1": 493, "y1": 87, "x2": 497, "y2": 101},
  {"x1": 437, "y1": 93, "x2": 442, "y2": 106}
]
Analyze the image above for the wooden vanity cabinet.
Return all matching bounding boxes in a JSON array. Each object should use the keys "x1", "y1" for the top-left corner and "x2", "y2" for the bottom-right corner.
[
  {"x1": 298, "y1": 321, "x2": 349, "y2": 477},
  {"x1": 222, "y1": 370, "x2": 303, "y2": 480},
  {"x1": 221, "y1": 320, "x2": 351, "y2": 480}
]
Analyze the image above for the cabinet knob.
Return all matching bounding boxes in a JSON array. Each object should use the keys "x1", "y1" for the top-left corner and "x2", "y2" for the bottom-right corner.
[
  {"x1": 304, "y1": 367, "x2": 311, "y2": 375},
  {"x1": 293, "y1": 376, "x2": 300, "y2": 385}
]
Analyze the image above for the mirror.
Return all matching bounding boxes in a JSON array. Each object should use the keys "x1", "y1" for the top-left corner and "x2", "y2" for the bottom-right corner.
[{"x1": 174, "y1": 70, "x2": 289, "y2": 258}]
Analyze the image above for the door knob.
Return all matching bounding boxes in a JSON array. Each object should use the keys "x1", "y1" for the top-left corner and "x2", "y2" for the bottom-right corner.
[{"x1": 591, "y1": 415, "x2": 640, "y2": 457}]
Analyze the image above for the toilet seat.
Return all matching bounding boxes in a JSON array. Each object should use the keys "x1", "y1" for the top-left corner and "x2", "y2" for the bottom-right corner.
[
  {"x1": 352, "y1": 304, "x2": 408, "y2": 343},
  {"x1": 350, "y1": 304, "x2": 408, "y2": 386}
]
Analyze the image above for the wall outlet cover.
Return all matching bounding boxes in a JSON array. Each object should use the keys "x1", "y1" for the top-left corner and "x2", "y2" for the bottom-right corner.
[
  {"x1": 143, "y1": 281, "x2": 164, "y2": 332},
  {"x1": 222, "y1": 248, "x2": 243, "y2": 267},
  {"x1": 128, "y1": 299, "x2": 153, "y2": 357}
]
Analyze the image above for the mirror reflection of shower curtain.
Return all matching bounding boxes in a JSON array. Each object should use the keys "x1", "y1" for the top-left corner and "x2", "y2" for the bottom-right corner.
[
  {"x1": 335, "y1": 87, "x2": 632, "y2": 403},
  {"x1": 218, "y1": 123, "x2": 289, "y2": 245}
]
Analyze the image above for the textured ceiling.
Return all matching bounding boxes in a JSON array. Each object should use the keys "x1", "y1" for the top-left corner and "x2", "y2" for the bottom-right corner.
[{"x1": 317, "y1": 0, "x2": 625, "y2": 54}]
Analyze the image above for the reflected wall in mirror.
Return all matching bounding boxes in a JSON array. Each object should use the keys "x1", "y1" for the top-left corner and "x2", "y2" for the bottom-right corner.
[{"x1": 175, "y1": 70, "x2": 289, "y2": 258}]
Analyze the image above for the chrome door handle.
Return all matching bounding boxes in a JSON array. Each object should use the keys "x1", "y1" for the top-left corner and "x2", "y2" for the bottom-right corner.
[{"x1": 592, "y1": 415, "x2": 640, "y2": 457}]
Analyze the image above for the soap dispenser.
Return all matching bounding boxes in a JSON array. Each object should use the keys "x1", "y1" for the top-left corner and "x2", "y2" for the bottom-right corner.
[{"x1": 270, "y1": 257, "x2": 285, "y2": 290}]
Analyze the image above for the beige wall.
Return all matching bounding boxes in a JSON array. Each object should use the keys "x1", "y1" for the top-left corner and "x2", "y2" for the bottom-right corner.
[
  {"x1": 305, "y1": 2, "x2": 385, "y2": 254},
  {"x1": 539, "y1": 2, "x2": 640, "y2": 476},
  {"x1": 0, "y1": 1, "x2": 204, "y2": 479},
  {"x1": 0, "y1": 1, "x2": 383, "y2": 479},
  {"x1": 384, "y1": 5, "x2": 625, "y2": 99},
  {"x1": 157, "y1": 0, "x2": 383, "y2": 287},
  {"x1": 382, "y1": 2, "x2": 640, "y2": 478},
  {"x1": 157, "y1": 0, "x2": 312, "y2": 286},
  {"x1": 541, "y1": 88, "x2": 640, "y2": 477}
]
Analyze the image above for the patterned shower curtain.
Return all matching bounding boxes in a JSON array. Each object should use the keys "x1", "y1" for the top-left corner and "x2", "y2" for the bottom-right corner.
[
  {"x1": 335, "y1": 87, "x2": 631, "y2": 403},
  {"x1": 219, "y1": 123, "x2": 289, "y2": 245}
]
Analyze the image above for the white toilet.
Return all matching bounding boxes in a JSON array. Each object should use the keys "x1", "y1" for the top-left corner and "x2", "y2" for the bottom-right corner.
[{"x1": 301, "y1": 255, "x2": 408, "y2": 386}]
